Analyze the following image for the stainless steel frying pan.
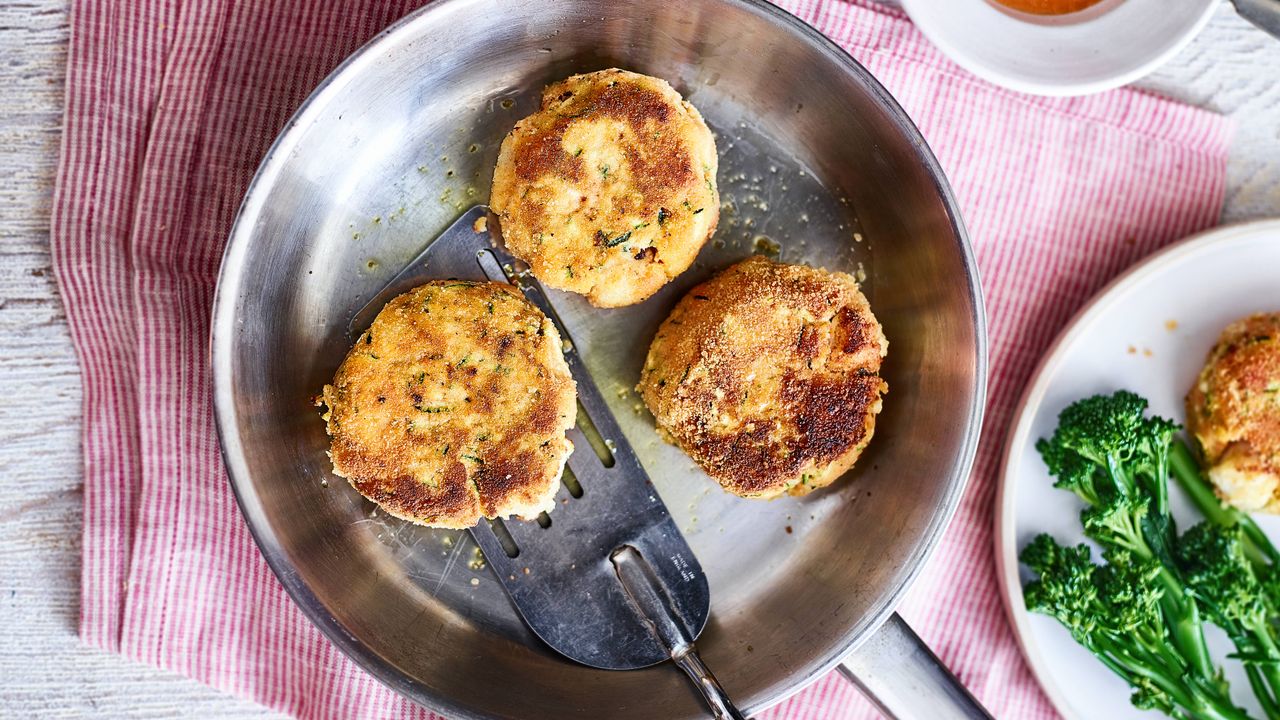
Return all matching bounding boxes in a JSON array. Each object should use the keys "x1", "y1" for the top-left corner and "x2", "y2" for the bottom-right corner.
[{"x1": 211, "y1": 0, "x2": 988, "y2": 717}]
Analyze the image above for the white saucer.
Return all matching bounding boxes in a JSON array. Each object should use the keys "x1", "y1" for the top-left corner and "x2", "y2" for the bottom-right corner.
[
  {"x1": 996, "y1": 220, "x2": 1280, "y2": 719},
  {"x1": 900, "y1": 0, "x2": 1218, "y2": 96}
]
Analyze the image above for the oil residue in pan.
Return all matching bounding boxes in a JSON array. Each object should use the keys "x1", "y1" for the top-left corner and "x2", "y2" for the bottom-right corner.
[{"x1": 707, "y1": 118, "x2": 871, "y2": 288}]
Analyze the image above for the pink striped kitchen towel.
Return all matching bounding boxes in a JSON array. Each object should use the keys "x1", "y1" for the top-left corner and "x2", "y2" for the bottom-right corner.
[{"x1": 50, "y1": 0, "x2": 1233, "y2": 717}]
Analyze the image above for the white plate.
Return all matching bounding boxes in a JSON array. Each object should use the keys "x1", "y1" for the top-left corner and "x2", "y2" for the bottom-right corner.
[
  {"x1": 996, "y1": 220, "x2": 1280, "y2": 719},
  {"x1": 900, "y1": 0, "x2": 1218, "y2": 96}
]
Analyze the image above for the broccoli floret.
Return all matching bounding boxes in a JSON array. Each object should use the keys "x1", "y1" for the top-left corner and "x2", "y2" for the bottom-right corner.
[
  {"x1": 1048, "y1": 391, "x2": 1148, "y2": 495},
  {"x1": 1096, "y1": 547, "x2": 1165, "y2": 633},
  {"x1": 1022, "y1": 534, "x2": 1103, "y2": 638},
  {"x1": 1040, "y1": 391, "x2": 1181, "y2": 505},
  {"x1": 1136, "y1": 415, "x2": 1180, "y2": 487},
  {"x1": 1039, "y1": 392, "x2": 1183, "y2": 564},
  {"x1": 1260, "y1": 565, "x2": 1280, "y2": 613},
  {"x1": 1179, "y1": 522, "x2": 1269, "y2": 632},
  {"x1": 1036, "y1": 435, "x2": 1101, "y2": 506},
  {"x1": 1081, "y1": 496, "x2": 1151, "y2": 556}
]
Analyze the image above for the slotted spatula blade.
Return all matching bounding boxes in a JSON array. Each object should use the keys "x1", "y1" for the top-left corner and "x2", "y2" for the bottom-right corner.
[{"x1": 349, "y1": 205, "x2": 742, "y2": 719}]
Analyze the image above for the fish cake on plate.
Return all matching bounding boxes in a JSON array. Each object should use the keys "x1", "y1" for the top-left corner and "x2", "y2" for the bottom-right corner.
[
  {"x1": 491, "y1": 68, "x2": 719, "y2": 307},
  {"x1": 637, "y1": 256, "x2": 888, "y2": 499},
  {"x1": 1187, "y1": 312, "x2": 1280, "y2": 513},
  {"x1": 319, "y1": 281, "x2": 576, "y2": 528}
]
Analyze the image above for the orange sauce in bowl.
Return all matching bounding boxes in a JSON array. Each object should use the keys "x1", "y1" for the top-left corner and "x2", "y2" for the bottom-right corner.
[{"x1": 994, "y1": 0, "x2": 1105, "y2": 14}]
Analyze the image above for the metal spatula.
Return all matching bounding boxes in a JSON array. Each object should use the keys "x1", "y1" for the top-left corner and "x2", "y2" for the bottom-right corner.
[{"x1": 351, "y1": 205, "x2": 743, "y2": 720}]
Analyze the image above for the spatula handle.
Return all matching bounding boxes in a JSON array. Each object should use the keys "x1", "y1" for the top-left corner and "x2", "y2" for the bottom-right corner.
[
  {"x1": 673, "y1": 645, "x2": 746, "y2": 720},
  {"x1": 611, "y1": 545, "x2": 745, "y2": 719}
]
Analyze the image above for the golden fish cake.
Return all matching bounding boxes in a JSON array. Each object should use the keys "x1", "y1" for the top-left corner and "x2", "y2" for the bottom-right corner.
[
  {"x1": 637, "y1": 256, "x2": 888, "y2": 499},
  {"x1": 491, "y1": 68, "x2": 719, "y2": 307},
  {"x1": 1187, "y1": 312, "x2": 1280, "y2": 513},
  {"x1": 319, "y1": 281, "x2": 576, "y2": 528}
]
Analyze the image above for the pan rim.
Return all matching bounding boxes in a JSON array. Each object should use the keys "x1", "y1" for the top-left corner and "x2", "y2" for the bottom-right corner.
[{"x1": 209, "y1": 0, "x2": 988, "y2": 716}]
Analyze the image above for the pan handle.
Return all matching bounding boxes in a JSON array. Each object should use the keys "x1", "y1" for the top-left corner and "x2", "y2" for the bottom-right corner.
[
  {"x1": 838, "y1": 613, "x2": 993, "y2": 720},
  {"x1": 1233, "y1": 0, "x2": 1280, "y2": 41}
]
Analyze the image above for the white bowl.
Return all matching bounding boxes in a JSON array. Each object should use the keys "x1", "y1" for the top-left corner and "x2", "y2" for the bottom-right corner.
[{"x1": 900, "y1": 0, "x2": 1219, "y2": 96}]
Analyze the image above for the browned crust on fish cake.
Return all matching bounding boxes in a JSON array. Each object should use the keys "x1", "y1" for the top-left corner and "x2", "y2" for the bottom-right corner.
[
  {"x1": 319, "y1": 281, "x2": 576, "y2": 528},
  {"x1": 1187, "y1": 312, "x2": 1280, "y2": 512},
  {"x1": 637, "y1": 256, "x2": 888, "y2": 499},
  {"x1": 491, "y1": 69, "x2": 719, "y2": 307}
]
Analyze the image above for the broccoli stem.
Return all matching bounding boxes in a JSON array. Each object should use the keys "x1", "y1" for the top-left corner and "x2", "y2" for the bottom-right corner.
[
  {"x1": 1170, "y1": 439, "x2": 1232, "y2": 525},
  {"x1": 1245, "y1": 621, "x2": 1280, "y2": 718},
  {"x1": 1158, "y1": 576, "x2": 1216, "y2": 683},
  {"x1": 1236, "y1": 625, "x2": 1280, "y2": 719},
  {"x1": 1245, "y1": 665, "x2": 1280, "y2": 720},
  {"x1": 1258, "y1": 665, "x2": 1280, "y2": 720},
  {"x1": 1192, "y1": 688, "x2": 1254, "y2": 720},
  {"x1": 1147, "y1": 443, "x2": 1177, "y2": 549},
  {"x1": 1090, "y1": 635, "x2": 1191, "y2": 708},
  {"x1": 1112, "y1": 528, "x2": 1217, "y2": 687},
  {"x1": 1170, "y1": 439, "x2": 1280, "y2": 567},
  {"x1": 1154, "y1": 450, "x2": 1172, "y2": 516},
  {"x1": 1123, "y1": 501, "x2": 1217, "y2": 682},
  {"x1": 1179, "y1": 677, "x2": 1257, "y2": 720},
  {"x1": 1093, "y1": 632, "x2": 1249, "y2": 720},
  {"x1": 1106, "y1": 453, "x2": 1137, "y2": 497}
]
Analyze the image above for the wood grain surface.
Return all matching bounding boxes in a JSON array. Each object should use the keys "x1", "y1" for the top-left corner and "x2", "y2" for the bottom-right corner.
[{"x1": 1, "y1": 1, "x2": 1277, "y2": 717}]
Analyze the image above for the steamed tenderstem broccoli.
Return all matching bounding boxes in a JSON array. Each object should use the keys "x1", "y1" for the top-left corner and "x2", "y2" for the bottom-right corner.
[
  {"x1": 1026, "y1": 390, "x2": 1280, "y2": 719},
  {"x1": 1034, "y1": 391, "x2": 1215, "y2": 684}
]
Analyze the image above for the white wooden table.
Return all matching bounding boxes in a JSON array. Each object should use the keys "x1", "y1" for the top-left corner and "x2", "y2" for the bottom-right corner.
[{"x1": 2, "y1": 1, "x2": 1278, "y2": 717}]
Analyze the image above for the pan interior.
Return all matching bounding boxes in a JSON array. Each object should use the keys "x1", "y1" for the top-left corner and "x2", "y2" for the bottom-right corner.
[{"x1": 214, "y1": 0, "x2": 982, "y2": 717}]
